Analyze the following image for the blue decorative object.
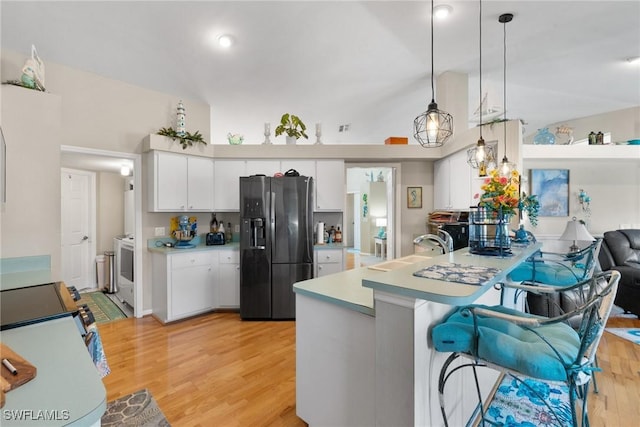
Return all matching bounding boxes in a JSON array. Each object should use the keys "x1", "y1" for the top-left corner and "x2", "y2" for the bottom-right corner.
[{"x1": 533, "y1": 128, "x2": 556, "y2": 145}]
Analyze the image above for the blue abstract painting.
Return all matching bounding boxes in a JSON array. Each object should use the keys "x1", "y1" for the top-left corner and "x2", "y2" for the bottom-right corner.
[{"x1": 531, "y1": 169, "x2": 569, "y2": 217}]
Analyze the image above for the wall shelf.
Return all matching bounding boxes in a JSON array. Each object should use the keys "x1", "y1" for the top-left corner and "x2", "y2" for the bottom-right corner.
[
  {"x1": 522, "y1": 144, "x2": 640, "y2": 160},
  {"x1": 144, "y1": 134, "x2": 442, "y2": 161}
]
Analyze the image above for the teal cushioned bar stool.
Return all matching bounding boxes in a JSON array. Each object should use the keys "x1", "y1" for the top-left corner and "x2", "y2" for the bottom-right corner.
[
  {"x1": 431, "y1": 270, "x2": 619, "y2": 427},
  {"x1": 506, "y1": 239, "x2": 602, "y2": 315}
]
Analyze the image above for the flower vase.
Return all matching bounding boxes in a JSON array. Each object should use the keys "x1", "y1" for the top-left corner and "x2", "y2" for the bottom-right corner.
[
  {"x1": 469, "y1": 207, "x2": 513, "y2": 256},
  {"x1": 533, "y1": 128, "x2": 556, "y2": 145}
]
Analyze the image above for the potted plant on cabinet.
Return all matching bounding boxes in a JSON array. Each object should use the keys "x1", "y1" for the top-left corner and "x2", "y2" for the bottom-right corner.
[{"x1": 275, "y1": 113, "x2": 308, "y2": 145}]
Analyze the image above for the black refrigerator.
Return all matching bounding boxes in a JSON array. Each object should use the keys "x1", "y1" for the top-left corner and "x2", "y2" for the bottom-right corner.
[{"x1": 239, "y1": 175, "x2": 314, "y2": 319}]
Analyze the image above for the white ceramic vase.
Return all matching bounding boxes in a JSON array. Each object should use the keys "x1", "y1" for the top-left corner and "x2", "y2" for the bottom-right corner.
[{"x1": 286, "y1": 136, "x2": 297, "y2": 145}]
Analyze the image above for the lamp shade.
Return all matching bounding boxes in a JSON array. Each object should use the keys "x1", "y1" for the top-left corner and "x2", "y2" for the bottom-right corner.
[
  {"x1": 559, "y1": 218, "x2": 594, "y2": 242},
  {"x1": 376, "y1": 218, "x2": 387, "y2": 227}
]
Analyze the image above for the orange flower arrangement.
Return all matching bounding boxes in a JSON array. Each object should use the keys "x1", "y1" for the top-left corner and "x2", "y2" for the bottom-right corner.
[{"x1": 474, "y1": 169, "x2": 520, "y2": 215}]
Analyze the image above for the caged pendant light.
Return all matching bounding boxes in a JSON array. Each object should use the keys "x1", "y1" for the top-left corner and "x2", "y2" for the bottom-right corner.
[
  {"x1": 498, "y1": 13, "x2": 517, "y2": 177},
  {"x1": 466, "y1": 0, "x2": 495, "y2": 177},
  {"x1": 413, "y1": 0, "x2": 453, "y2": 147}
]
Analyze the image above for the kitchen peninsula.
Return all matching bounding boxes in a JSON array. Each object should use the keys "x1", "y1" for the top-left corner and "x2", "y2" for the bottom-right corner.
[{"x1": 293, "y1": 243, "x2": 541, "y2": 427}]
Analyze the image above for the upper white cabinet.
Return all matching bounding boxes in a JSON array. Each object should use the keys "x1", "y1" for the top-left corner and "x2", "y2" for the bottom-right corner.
[
  {"x1": 246, "y1": 160, "x2": 281, "y2": 177},
  {"x1": 213, "y1": 159, "x2": 345, "y2": 212},
  {"x1": 214, "y1": 160, "x2": 245, "y2": 211},
  {"x1": 315, "y1": 160, "x2": 345, "y2": 211},
  {"x1": 147, "y1": 151, "x2": 214, "y2": 212},
  {"x1": 434, "y1": 149, "x2": 473, "y2": 210}
]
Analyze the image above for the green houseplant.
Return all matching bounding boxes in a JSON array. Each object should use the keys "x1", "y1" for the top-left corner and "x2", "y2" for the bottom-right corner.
[{"x1": 275, "y1": 113, "x2": 308, "y2": 144}]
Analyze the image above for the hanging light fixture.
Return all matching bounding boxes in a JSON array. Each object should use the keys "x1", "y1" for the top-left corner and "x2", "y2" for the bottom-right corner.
[
  {"x1": 466, "y1": 0, "x2": 494, "y2": 177},
  {"x1": 498, "y1": 13, "x2": 517, "y2": 177},
  {"x1": 413, "y1": 0, "x2": 453, "y2": 148}
]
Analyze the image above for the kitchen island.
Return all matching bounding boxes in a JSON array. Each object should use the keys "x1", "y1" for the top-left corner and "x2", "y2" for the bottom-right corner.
[{"x1": 293, "y1": 243, "x2": 541, "y2": 427}]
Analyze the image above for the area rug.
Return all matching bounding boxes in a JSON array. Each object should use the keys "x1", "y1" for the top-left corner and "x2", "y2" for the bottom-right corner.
[
  {"x1": 78, "y1": 291, "x2": 127, "y2": 324},
  {"x1": 102, "y1": 389, "x2": 170, "y2": 426},
  {"x1": 606, "y1": 328, "x2": 640, "y2": 345}
]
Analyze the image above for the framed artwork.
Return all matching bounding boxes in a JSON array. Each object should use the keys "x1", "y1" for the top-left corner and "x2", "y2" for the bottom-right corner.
[
  {"x1": 530, "y1": 169, "x2": 569, "y2": 217},
  {"x1": 407, "y1": 186, "x2": 422, "y2": 209}
]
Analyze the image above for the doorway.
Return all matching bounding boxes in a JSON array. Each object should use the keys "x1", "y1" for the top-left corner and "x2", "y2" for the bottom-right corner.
[
  {"x1": 346, "y1": 166, "x2": 396, "y2": 260},
  {"x1": 61, "y1": 168, "x2": 96, "y2": 290},
  {"x1": 60, "y1": 145, "x2": 143, "y2": 318}
]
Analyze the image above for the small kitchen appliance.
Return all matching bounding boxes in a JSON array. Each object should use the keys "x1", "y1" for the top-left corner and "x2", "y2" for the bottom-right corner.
[
  {"x1": 174, "y1": 215, "x2": 196, "y2": 249},
  {"x1": 206, "y1": 232, "x2": 225, "y2": 245}
]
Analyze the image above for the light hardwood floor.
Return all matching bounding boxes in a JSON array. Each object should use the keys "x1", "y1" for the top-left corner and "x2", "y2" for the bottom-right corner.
[{"x1": 99, "y1": 256, "x2": 640, "y2": 425}]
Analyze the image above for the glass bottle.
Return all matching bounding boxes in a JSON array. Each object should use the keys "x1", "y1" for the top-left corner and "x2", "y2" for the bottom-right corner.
[
  {"x1": 226, "y1": 222, "x2": 233, "y2": 243},
  {"x1": 210, "y1": 213, "x2": 218, "y2": 232}
]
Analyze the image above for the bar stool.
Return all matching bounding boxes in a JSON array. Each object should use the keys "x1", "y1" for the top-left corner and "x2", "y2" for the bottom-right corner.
[{"x1": 431, "y1": 270, "x2": 619, "y2": 427}]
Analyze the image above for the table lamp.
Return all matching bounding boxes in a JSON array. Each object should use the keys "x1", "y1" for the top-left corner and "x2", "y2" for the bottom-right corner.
[
  {"x1": 376, "y1": 218, "x2": 387, "y2": 238},
  {"x1": 559, "y1": 217, "x2": 594, "y2": 252}
]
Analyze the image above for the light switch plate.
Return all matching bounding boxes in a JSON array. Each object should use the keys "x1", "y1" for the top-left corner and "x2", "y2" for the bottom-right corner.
[{"x1": 155, "y1": 227, "x2": 165, "y2": 236}]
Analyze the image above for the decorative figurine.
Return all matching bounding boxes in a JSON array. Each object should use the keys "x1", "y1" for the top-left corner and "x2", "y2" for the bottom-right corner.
[
  {"x1": 315, "y1": 122, "x2": 323, "y2": 145},
  {"x1": 176, "y1": 101, "x2": 186, "y2": 136}
]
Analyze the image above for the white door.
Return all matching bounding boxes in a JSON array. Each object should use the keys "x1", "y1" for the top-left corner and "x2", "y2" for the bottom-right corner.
[{"x1": 61, "y1": 169, "x2": 95, "y2": 290}]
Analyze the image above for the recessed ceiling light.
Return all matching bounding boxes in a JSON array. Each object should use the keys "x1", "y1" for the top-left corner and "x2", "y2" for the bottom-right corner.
[
  {"x1": 433, "y1": 4, "x2": 453, "y2": 20},
  {"x1": 218, "y1": 34, "x2": 234, "y2": 48}
]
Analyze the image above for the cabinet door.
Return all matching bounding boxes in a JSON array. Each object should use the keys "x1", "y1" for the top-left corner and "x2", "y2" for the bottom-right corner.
[
  {"x1": 156, "y1": 152, "x2": 188, "y2": 211},
  {"x1": 170, "y1": 264, "x2": 215, "y2": 319},
  {"x1": 187, "y1": 156, "x2": 214, "y2": 211},
  {"x1": 170, "y1": 252, "x2": 216, "y2": 320},
  {"x1": 214, "y1": 160, "x2": 246, "y2": 211},
  {"x1": 317, "y1": 262, "x2": 343, "y2": 277},
  {"x1": 448, "y1": 149, "x2": 472, "y2": 210},
  {"x1": 433, "y1": 157, "x2": 450, "y2": 210},
  {"x1": 315, "y1": 160, "x2": 345, "y2": 211},
  {"x1": 218, "y1": 263, "x2": 240, "y2": 308},
  {"x1": 246, "y1": 160, "x2": 281, "y2": 177}
]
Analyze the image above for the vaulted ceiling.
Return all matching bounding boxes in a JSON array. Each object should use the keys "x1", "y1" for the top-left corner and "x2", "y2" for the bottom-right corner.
[{"x1": 2, "y1": 1, "x2": 639, "y2": 147}]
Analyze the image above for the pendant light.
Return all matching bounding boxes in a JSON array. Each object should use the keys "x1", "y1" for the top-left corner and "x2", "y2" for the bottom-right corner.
[
  {"x1": 413, "y1": 0, "x2": 453, "y2": 148},
  {"x1": 466, "y1": 0, "x2": 494, "y2": 177},
  {"x1": 498, "y1": 13, "x2": 516, "y2": 177}
]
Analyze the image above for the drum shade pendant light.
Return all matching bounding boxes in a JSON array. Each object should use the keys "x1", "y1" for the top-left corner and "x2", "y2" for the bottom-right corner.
[
  {"x1": 466, "y1": 0, "x2": 494, "y2": 177},
  {"x1": 413, "y1": 0, "x2": 453, "y2": 147},
  {"x1": 498, "y1": 13, "x2": 517, "y2": 177}
]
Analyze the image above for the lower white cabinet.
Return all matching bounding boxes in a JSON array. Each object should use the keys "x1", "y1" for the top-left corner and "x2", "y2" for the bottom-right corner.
[
  {"x1": 152, "y1": 247, "x2": 240, "y2": 323},
  {"x1": 315, "y1": 248, "x2": 344, "y2": 277},
  {"x1": 217, "y1": 249, "x2": 240, "y2": 308}
]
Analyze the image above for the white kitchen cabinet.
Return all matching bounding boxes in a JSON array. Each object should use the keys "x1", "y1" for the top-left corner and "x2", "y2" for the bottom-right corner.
[
  {"x1": 315, "y1": 160, "x2": 345, "y2": 211},
  {"x1": 213, "y1": 160, "x2": 246, "y2": 211},
  {"x1": 246, "y1": 160, "x2": 281, "y2": 177},
  {"x1": 147, "y1": 151, "x2": 214, "y2": 212},
  {"x1": 217, "y1": 248, "x2": 240, "y2": 308},
  {"x1": 151, "y1": 251, "x2": 217, "y2": 323},
  {"x1": 315, "y1": 248, "x2": 344, "y2": 277},
  {"x1": 434, "y1": 149, "x2": 473, "y2": 210}
]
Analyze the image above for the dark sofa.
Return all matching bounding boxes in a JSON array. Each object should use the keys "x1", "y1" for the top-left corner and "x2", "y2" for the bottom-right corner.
[{"x1": 598, "y1": 229, "x2": 640, "y2": 317}]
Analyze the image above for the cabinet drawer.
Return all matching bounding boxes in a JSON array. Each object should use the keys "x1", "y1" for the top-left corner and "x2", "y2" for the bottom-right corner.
[
  {"x1": 171, "y1": 252, "x2": 212, "y2": 269},
  {"x1": 316, "y1": 249, "x2": 342, "y2": 264},
  {"x1": 218, "y1": 249, "x2": 239, "y2": 264}
]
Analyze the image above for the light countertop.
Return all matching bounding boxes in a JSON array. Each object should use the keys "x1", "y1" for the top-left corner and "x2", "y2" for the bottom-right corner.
[
  {"x1": 294, "y1": 243, "x2": 542, "y2": 315},
  {"x1": 1, "y1": 317, "x2": 107, "y2": 426}
]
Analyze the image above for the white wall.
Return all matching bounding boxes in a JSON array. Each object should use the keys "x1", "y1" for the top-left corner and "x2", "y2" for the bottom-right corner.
[
  {"x1": 1, "y1": 49, "x2": 211, "y2": 312},
  {"x1": 1, "y1": 86, "x2": 62, "y2": 276},
  {"x1": 400, "y1": 161, "x2": 434, "y2": 256}
]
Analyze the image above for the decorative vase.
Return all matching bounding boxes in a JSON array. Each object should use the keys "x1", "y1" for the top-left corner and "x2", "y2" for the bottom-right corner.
[
  {"x1": 468, "y1": 207, "x2": 513, "y2": 256},
  {"x1": 533, "y1": 128, "x2": 556, "y2": 145},
  {"x1": 286, "y1": 136, "x2": 297, "y2": 145}
]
